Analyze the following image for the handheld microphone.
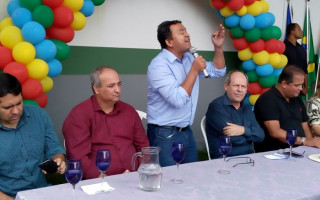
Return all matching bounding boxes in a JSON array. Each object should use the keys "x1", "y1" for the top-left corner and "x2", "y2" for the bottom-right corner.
[{"x1": 189, "y1": 47, "x2": 209, "y2": 78}]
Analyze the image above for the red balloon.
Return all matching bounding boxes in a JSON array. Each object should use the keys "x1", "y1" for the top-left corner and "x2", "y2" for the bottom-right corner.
[
  {"x1": 43, "y1": 0, "x2": 63, "y2": 9},
  {"x1": 228, "y1": 0, "x2": 244, "y2": 11},
  {"x1": 34, "y1": 92, "x2": 48, "y2": 108},
  {"x1": 53, "y1": 6, "x2": 74, "y2": 28},
  {"x1": 248, "y1": 82, "x2": 262, "y2": 95},
  {"x1": 261, "y1": 87, "x2": 270, "y2": 94},
  {"x1": 3, "y1": 62, "x2": 28, "y2": 84},
  {"x1": 46, "y1": 26, "x2": 75, "y2": 43},
  {"x1": 0, "y1": 47, "x2": 14, "y2": 69},
  {"x1": 233, "y1": 37, "x2": 249, "y2": 50},
  {"x1": 244, "y1": 0, "x2": 256, "y2": 6},
  {"x1": 248, "y1": 39, "x2": 265, "y2": 53},
  {"x1": 265, "y1": 38, "x2": 279, "y2": 53},
  {"x1": 277, "y1": 41, "x2": 286, "y2": 54},
  {"x1": 22, "y1": 78, "x2": 43, "y2": 100},
  {"x1": 210, "y1": 0, "x2": 227, "y2": 9}
]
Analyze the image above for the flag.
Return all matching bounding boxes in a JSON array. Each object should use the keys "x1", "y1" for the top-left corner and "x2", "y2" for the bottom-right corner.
[
  {"x1": 302, "y1": 8, "x2": 317, "y2": 98},
  {"x1": 285, "y1": 2, "x2": 292, "y2": 39}
]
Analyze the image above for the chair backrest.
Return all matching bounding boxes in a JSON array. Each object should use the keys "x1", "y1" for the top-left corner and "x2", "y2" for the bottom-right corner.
[
  {"x1": 201, "y1": 116, "x2": 211, "y2": 160},
  {"x1": 136, "y1": 110, "x2": 147, "y2": 120}
]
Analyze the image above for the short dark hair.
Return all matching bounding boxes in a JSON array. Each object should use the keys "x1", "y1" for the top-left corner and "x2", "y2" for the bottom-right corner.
[
  {"x1": 286, "y1": 23, "x2": 298, "y2": 37},
  {"x1": 278, "y1": 65, "x2": 305, "y2": 84},
  {"x1": 157, "y1": 20, "x2": 182, "y2": 49},
  {"x1": 0, "y1": 73, "x2": 22, "y2": 97}
]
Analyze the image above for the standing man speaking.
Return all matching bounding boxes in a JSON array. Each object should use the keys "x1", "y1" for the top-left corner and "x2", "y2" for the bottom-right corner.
[{"x1": 147, "y1": 20, "x2": 226, "y2": 166}]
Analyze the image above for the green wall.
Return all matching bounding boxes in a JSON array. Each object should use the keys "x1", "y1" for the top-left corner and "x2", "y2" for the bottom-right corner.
[{"x1": 61, "y1": 47, "x2": 241, "y2": 75}]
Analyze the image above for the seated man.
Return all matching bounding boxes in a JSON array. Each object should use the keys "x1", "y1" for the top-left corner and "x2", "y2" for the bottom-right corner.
[
  {"x1": 254, "y1": 65, "x2": 320, "y2": 152},
  {"x1": 206, "y1": 70, "x2": 264, "y2": 159},
  {"x1": 63, "y1": 66, "x2": 149, "y2": 179},
  {"x1": 0, "y1": 73, "x2": 66, "y2": 199}
]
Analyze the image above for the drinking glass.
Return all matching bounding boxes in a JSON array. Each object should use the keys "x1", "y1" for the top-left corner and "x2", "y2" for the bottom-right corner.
[
  {"x1": 170, "y1": 142, "x2": 185, "y2": 184},
  {"x1": 286, "y1": 129, "x2": 298, "y2": 161},
  {"x1": 96, "y1": 149, "x2": 111, "y2": 185},
  {"x1": 65, "y1": 160, "x2": 83, "y2": 199},
  {"x1": 218, "y1": 135, "x2": 232, "y2": 174}
]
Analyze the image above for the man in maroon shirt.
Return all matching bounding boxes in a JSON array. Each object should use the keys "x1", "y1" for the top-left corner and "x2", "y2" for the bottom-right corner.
[{"x1": 62, "y1": 67, "x2": 149, "y2": 179}]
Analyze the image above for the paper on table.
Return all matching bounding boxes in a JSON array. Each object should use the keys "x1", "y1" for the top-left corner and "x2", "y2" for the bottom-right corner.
[
  {"x1": 264, "y1": 153, "x2": 288, "y2": 160},
  {"x1": 308, "y1": 154, "x2": 320, "y2": 163},
  {"x1": 81, "y1": 182, "x2": 115, "y2": 195}
]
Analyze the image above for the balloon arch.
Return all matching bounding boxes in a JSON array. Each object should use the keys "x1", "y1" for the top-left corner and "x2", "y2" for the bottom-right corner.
[
  {"x1": 0, "y1": 0, "x2": 286, "y2": 108},
  {"x1": 0, "y1": 0, "x2": 105, "y2": 107},
  {"x1": 210, "y1": 0, "x2": 287, "y2": 107}
]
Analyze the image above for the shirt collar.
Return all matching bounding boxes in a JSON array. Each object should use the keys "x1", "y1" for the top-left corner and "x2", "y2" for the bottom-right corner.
[
  {"x1": 162, "y1": 49, "x2": 189, "y2": 63},
  {"x1": 222, "y1": 93, "x2": 244, "y2": 108},
  {"x1": 90, "y1": 95, "x2": 124, "y2": 115}
]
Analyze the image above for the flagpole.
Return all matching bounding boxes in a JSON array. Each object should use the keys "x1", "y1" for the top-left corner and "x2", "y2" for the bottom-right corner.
[
  {"x1": 316, "y1": 48, "x2": 320, "y2": 94},
  {"x1": 306, "y1": 0, "x2": 310, "y2": 65}
]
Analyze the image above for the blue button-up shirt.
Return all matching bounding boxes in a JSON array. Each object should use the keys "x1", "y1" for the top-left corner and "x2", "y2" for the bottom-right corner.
[
  {"x1": 147, "y1": 49, "x2": 226, "y2": 127},
  {"x1": 206, "y1": 93, "x2": 264, "y2": 158},
  {"x1": 0, "y1": 105, "x2": 65, "y2": 197}
]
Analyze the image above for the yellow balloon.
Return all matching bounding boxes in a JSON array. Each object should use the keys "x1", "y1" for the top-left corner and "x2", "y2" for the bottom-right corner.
[
  {"x1": 249, "y1": 94, "x2": 260, "y2": 106},
  {"x1": 63, "y1": 0, "x2": 84, "y2": 12},
  {"x1": 236, "y1": 6, "x2": 247, "y2": 16},
  {"x1": 269, "y1": 53, "x2": 281, "y2": 67},
  {"x1": 274, "y1": 54, "x2": 288, "y2": 68},
  {"x1": 0, "y1": 17, "x2": 13, "y2": 32},
  {"x1": 260, "y1": 0, "x2": 270, "y2": 13},
  {"x1": 40, "y1": 76, "x2": 54, "y2": 92},
  {"x1": 27, "y1": 59, "x2": 49, "y2": 80},
  {"x1": 0, "y1": 26, "x2": 23, "y2": 49},
  {"x1": 12, "y1": 42, "x2": 36, "y2": 64},
  {"x1": 253, "y1": 50, "x2": 269, "y2": 65},
  {"x1": 238, "y1": 48, "x2": 253, "y2": 61},
  {"x1": 220, "y1": 5, "x2": 235, "y2": 17},
  {"x1": 71, "y1": 12, "x2": 86, "y2": 31},
  {"x1": 247, "y1": 1, "x2": 263, "y2": 16}
]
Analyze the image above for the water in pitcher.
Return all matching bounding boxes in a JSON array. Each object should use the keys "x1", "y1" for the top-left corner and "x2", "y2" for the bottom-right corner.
[{"x1": 138, "y1": 163, "x2": 162, "y2": 191}]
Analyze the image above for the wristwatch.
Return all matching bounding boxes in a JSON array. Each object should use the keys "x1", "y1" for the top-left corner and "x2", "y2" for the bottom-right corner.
[{"x1": 300, "y1": 137, "x2": 306, "y2": 145}]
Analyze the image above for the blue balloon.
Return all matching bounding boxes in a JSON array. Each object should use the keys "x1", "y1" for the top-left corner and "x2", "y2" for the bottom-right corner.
[
  {"x1": 273, "y1": 67, "x2": 284, "y2": 77},
  {"x1": 243, "y1": 95, "x2": 250, "y2": 105},
  {"x1": 47, "y1": 59, "x2": 62, "y2": 78},
  {"x1": 242, "y1": 59, "x2": 257, "y2": 71},
  {"x1": 216, "y1": 10, "x2": 224, "y2": 19},
  {"x1": 22, "y1": 21, "x2": 46, "y2": 45},
  {"x1": 80, "y1": 0, "x2": 95, "y2": 17},
  {"x1": 225, "y1": 14, "x2": 240, "y2": 28},
  {"x1": 265, "y1": 12, "x2": 275, "y2": 27},
  {"x1": 7, "y1": 0, "x2": 21, "y2": 16},
  {"x1": 255, "y1": 13, "x2": 269, "y2": 29},
  {"x1": 35, "y1": 40, "x2": 57, "y2": 61},
  {"x1": 256, "y1": 63, "x2": 273, "y2": 77},
  {"x1": 240, "y1": 14, "x2": 255, "y2": 30},
  {"x1": 11, "y1": 7, "x2": 32, "y2": 28}
]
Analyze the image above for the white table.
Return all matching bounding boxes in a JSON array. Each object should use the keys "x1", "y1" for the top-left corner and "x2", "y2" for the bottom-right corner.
[{"x1": 16, "y1": 146, "x2": 320, "y2": 200}]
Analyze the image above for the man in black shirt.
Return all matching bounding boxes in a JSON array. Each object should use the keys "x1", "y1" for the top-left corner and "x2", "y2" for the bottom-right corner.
[
  {"x1": 254, "y1": 65, "x2": 320, "y2": 152},
  {"x1": 283, "y1": 23, "x2": 308, "y2": 96}
]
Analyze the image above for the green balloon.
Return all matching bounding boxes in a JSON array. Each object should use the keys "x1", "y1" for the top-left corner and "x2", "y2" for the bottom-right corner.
[
  {"x1": 20, "y1": 0, "x2": 42, "y2": 11},
  {"x1": 32, "y1": 5, "x2": 54, "y2": 29},
  {"x1": 262, "y1": 26, "x2": 282, "y2": 41},
  {"x1": 271, "y1": 26, "x2": 282, "y2": 40},
  {"x1": 91, "y1": 0, "x2": 105, "y2": 6},
  {"x1": 259, "y1": 75, "x2": 276, "y2": 88},
  {"x1": 50, "y1": 39, "x2": 71, "y2": 61},
  {"x1": 261, "y1": 26, "x2": 272, "y2": 40},
  {"x1": 230, "y1": 26, "x2": 244, "y2": 38},
  {"x1": 23, "y1": 99, "x2": 39, "y2": 106},
  {"x1": 246, "y1": 70, "x2": 259, "y2": 83},
  {"x1": 244, "y1": 27, "x2": 261, "y2": 42}
]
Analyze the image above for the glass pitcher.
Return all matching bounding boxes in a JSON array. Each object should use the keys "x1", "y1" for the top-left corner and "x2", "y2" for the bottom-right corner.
[{"x1": 131, "y1": 146, "x2": 162, "y2": 191}]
